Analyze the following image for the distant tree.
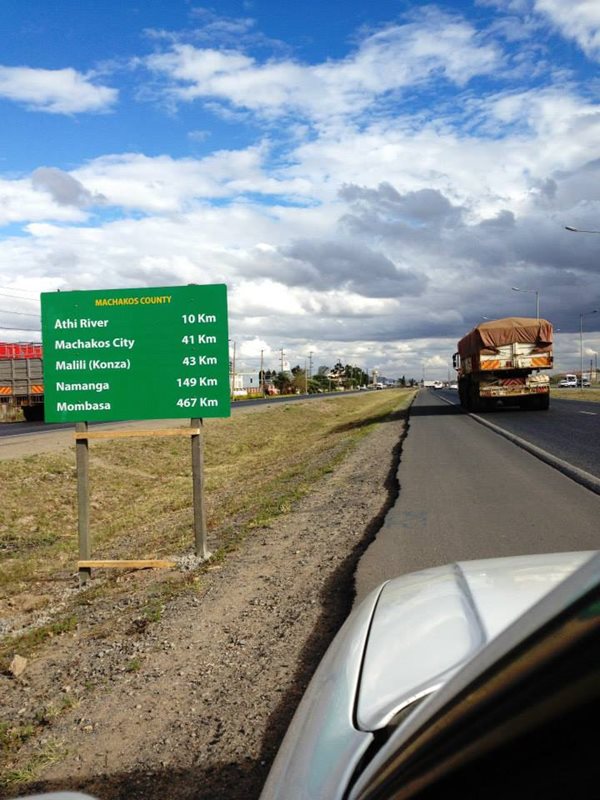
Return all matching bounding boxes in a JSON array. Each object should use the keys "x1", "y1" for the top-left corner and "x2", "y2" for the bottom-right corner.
[
  {"x1": 337, "y1": 363, "x2": 368, "y2": 388},
  {"x1": 291, "y1": 369, "x2": 308, "y2": 394},
  {"x1": 273, "y1": 371, "x2": 294, "y2": 394},
  {"x1": 312, "y1": 373, "x2": 332, "y2": 392}
]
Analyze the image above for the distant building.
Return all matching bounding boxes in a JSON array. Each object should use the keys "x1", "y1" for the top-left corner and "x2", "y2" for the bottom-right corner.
[{"x1": 230, "y1": 371, "x2": 264, "y2": 396}]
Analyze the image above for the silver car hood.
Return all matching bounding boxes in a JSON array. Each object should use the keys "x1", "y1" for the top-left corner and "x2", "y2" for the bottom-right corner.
[
  {"x1": 260, "y1": 551, "x2": 594, "y2": 800},
  {"x1": 357, "y1": 551, "x2": 593, "y2": 731}
]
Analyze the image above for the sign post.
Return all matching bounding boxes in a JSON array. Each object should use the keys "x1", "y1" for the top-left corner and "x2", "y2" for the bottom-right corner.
[
  {"x1": 41, "y1": 284, "x2": 230, "y2": 580},
  {"x1": 76, "y1": 421, "x2": 91, "y2": 585}
]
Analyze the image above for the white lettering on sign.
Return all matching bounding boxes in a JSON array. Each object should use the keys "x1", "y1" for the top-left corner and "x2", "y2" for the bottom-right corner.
[
  {"x1": 181, "y1": 334, "x2": 217, "y2": 344},
  {"x1": 56, "y1": 401, "x2": 112, "y2": 411},
  {"x1": 89, "y1": 359, "x2": 131, "y2": 370},
  {"x1": 54, "y1": 338, "x2": 134, "y2": 350},
  {"x1": 182, "y1": 356, "x2": 218, "y2": 366},
  {"x1": 55, "y1": 339, "x2": 110, "y2": 349},
  {"x1": 182, "y1": 313, "x2": 218, "y2": 324},
  {"x1": 80, "y1": 319, "x2": 109, "y2": 328},
  {"x1": 56, "y1": 381, "x2": 110, "y2": 393}
]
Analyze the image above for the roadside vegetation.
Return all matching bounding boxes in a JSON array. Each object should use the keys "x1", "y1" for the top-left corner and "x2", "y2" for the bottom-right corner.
[
  {"x1": 0, "y1": 390, "x2": 414, "y2": 666},
  {"x1": 550, "y1": 387, "x2": 600, "y2": 403}
]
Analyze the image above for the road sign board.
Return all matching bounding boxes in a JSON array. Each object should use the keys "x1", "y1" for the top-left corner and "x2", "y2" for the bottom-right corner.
[{"x1": 41, "y1": 284, "x2": 230, "y2": 422}]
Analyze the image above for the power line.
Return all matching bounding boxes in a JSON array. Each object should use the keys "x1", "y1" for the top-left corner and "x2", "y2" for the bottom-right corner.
[
  {"x1": 0, "y1": 308, "x2": 40, "y2": 317},
  {"x1": 0, "y1": 289, "x2": 39, "y2": 301},
  {"x1": 0, "y1": 325, "x2": 41, "y2": 333}
]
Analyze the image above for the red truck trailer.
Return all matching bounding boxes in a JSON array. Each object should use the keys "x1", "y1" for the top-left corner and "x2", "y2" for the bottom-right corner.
[
  {"x1": 0, "y1": 342, "x2": 44, "y2": 421},
  {"x1": 453, "y1": 317, "x2": 553, "y2": 411}
]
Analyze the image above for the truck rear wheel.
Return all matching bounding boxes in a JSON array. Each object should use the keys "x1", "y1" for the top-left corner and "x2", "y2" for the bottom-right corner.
[
  {"x1": 537, "y1": 394, "x2": 550, "y2": 410},
  {"x1": 22, "y1": 404, "x2": 44, "y2": 422},
  {"x1": 469, "y1": 380, "x2": 481, "y2": 412},
  {"x1": 458, "y1": 379, "x2": 468, "y2": 409}
]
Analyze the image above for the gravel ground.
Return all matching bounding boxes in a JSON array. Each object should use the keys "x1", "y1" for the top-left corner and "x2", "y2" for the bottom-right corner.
[{"x1": 1, "y1": 409, "x2": 408, "y2": 800}]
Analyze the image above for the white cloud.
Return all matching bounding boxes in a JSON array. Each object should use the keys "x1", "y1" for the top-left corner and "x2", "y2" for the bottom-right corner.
[
  {"x1": 2, "y1": 5, "x2": 600, "y2": 376},
  {"x1": 144, "y1": 10, "x2": 502, "y2": 121},
  {"x1": 31, "y1": 167, "x2": 102, "y2": 207},
  {"x1": 534, "y1": 0, "x2": 600, "y2": 58},
  {"x1": 0, "y1": 66, "x2": 117, "y2": 114},
  {"x1": 0, "y1": 178, "x2": 89, "y2": 225},
  {"x1": 72, "y1": 148, "x2": 313, "y2": 211}
]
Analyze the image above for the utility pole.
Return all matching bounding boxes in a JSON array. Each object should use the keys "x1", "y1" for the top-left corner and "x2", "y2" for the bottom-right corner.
[
  {"x1": 260, "y1": 349, "x2": 265, "y2": 398},
  {"x1": 231, "y1": 340, "x2": 236, "y2": 400},
  {"x1": 233, "y1": 341, "x2": 236, "y2": 399},
  {"x1": 308, "y1": 351, "x2": 313, "y2": 380},
  {"x1": 280, "y1": 348, "x2": 285, "y2": 373},
  {"x1": 304, "y1": 358, "x2": 308, "y2": 394}
]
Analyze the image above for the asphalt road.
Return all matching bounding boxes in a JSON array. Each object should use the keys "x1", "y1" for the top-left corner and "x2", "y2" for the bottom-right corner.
[
  {"x1": 354, "y1": 389, "x2": 600, "y2": 603},
  {"x1": 437, "y1": 388, "x2": 600, "y2": 479}
]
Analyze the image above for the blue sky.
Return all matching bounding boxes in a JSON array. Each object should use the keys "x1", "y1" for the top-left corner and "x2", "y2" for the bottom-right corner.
[{"x1": 1, "y1": 0, "x2": 600, "y2": 379}]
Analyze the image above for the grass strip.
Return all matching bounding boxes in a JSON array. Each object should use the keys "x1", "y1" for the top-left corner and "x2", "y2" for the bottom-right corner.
[{"x1": 0, "y1": 390, "x2": 413, "y2": 629}]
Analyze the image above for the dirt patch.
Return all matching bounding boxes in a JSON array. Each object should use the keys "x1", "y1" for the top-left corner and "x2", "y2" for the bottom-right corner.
[{"x1": 0, "y1": 408, "x2": 407, "y2": 799}]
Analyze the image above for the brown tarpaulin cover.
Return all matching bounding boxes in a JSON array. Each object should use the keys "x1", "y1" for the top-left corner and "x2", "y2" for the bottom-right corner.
[{"x1": 458, "y1": 317, "x2": 553, "y2": 358}]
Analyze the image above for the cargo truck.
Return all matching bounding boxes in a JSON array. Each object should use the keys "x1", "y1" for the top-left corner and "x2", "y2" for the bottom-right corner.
[
  {"x1": 0, "y1": 342, "x2": 44, "y2": 421},
  {"x1": 452, "y1": 317, "x2": 553, "y2": 411}
]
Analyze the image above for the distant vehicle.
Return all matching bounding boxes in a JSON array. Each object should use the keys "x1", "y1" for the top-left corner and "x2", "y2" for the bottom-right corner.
[
  {"x1": 0, "y1": 342, "x2": 44, "y2": 421},
  {"x1": 558, "y1": 374, "x2": 578, "y2": 388},
  {"x1": 432, "y1": 381, "x2": 443, "y2": 389},
  {"x1": 260, "y1": 551, "x2": 599, "y2": 800},
  {"x1": 453, "y1": 317, "x2": 553, "y2": 411},
  {"x1": 449, "y1": 382, "x2": 458, "y2": 390}
]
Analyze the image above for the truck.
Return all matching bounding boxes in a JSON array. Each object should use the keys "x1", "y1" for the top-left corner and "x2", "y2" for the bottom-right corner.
[
  {"x1": 0, "y1": 342, "x2": 44, "y2": 421},
  {"x1": 452, "y1": 317, "x2": 553, "y2": 411}
]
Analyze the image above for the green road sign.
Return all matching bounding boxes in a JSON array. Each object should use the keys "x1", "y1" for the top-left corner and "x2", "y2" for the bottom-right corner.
[{"x1": 41, "y1": 284, "x2": 230, "y2": 422}]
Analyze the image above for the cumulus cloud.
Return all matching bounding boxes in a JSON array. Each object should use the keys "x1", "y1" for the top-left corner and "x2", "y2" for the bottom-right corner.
[
  {"x1": 143, "y1": 9, "x2": 502, "y2": 121},
  {"x1": 271, "y1": 239, "x2": 428, "y2": 298},
  {"x1": 0, "y1": 66, "x2": 117, "y2": 113},
  {"x1": 0, "y1": 179, "x2": 89, "y2": 225},
  {"x1": 72, "y1": 148, "x2": 312, "y2": 212},
  {"x1": 2, "y1": 4, "x2": 600, "y2": 377},
  {"x1": 534, "y1": 0, "x2": 600, "y2": 59},
  {"x1": 340, "y1": 184, "x2": 466, "y2": 237},
  {"x1": 31, "y1": 168, "x2": 103, "y2": 208}
]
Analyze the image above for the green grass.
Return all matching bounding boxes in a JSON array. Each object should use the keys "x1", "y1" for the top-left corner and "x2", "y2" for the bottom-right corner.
[
  {"x1": 0, "y1": 739, "x2": 66, "y2": 789},
  {"x1": 0, "y1": 391, "x2": 413, "y2": 600},
  {"x1": 551, "y1": 387, "x2": 600, "y2": 403}
]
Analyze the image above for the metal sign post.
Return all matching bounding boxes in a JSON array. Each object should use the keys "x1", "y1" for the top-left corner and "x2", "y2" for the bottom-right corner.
[
  {"x1": 191, "y1": 417, "x2": 210, "y2": 559},
  {"x1": 76, "y1": 421, "x2": 91, "y2": 586}
]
